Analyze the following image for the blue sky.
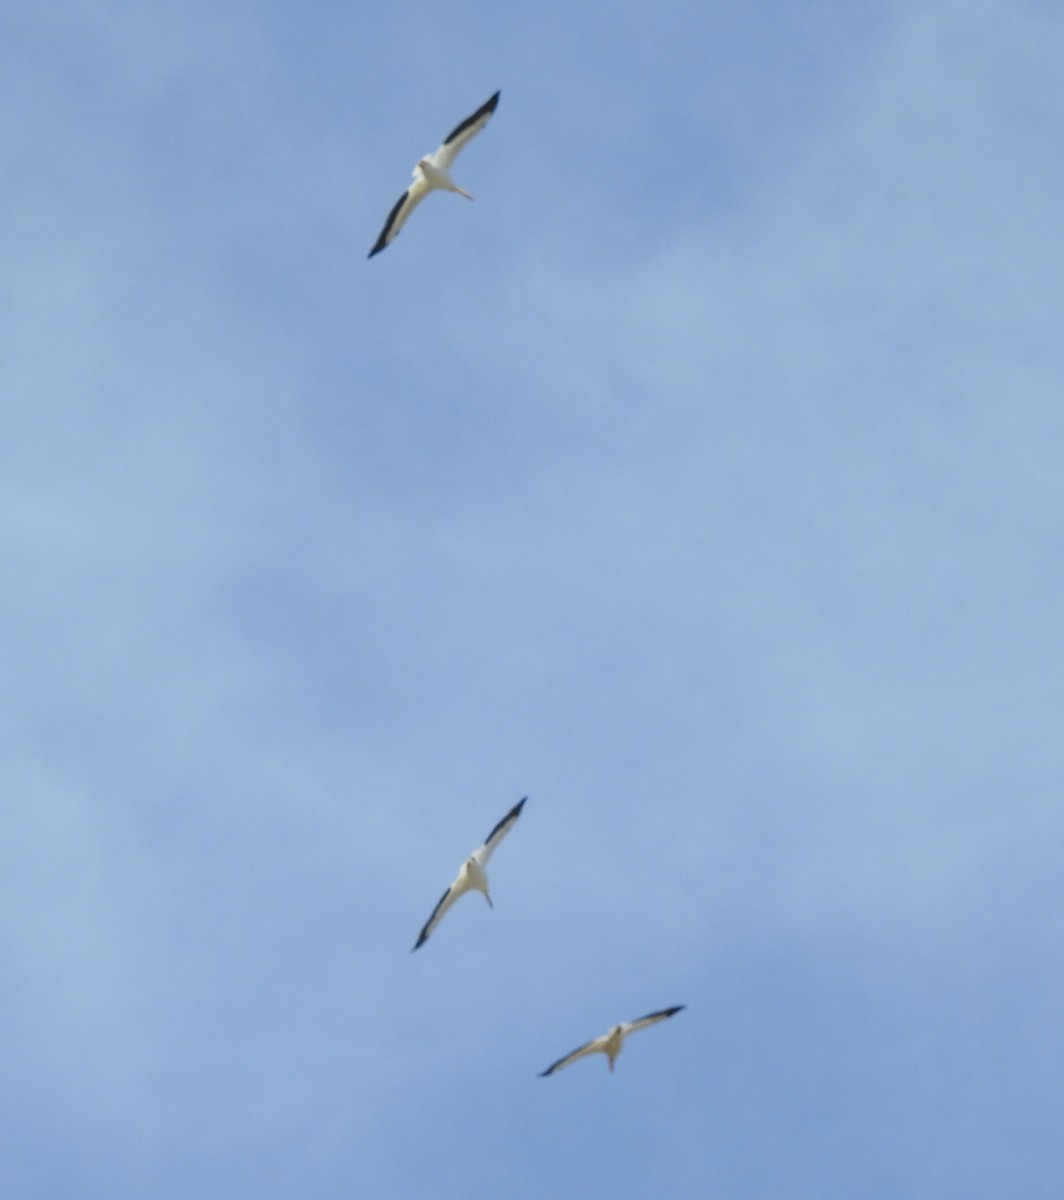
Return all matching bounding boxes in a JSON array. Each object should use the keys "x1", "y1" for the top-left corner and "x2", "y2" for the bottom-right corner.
[{"x1": 3, "y1": 0, "x2": 1063, "y2": 1196}]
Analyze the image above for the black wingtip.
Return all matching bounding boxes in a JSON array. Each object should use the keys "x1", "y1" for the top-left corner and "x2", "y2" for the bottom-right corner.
[
  {"x1": 368, "y1": 189, "x2": 409, "y2": 258},
  {"x1": 441, "y1": 91, "x2": 502, "y2": 147}
]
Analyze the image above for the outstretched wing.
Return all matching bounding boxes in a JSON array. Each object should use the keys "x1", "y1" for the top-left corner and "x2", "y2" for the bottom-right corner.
[
  {"x1": 538, "y1": 1034, "x2": 607, "y2": 1077},
  {"x1": 473, "y1": 795, "x2": 526, "y2": 867},
  {"x1": 412, "y1": 881, "x2": 462, "y2": 951},
  {"x1": 368, "y1": 175, "x2": 431, "y2": 257},
  {"x1": 430, "y1": 91, "x2": 500, "y2": 173},
  {"x1": 622, "y1": 1005, "x2": 685, "y2": 1036}
]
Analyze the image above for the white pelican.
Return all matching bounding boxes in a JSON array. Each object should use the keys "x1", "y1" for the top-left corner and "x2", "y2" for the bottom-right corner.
[
  {"x1": 369, "y1": 90, "x2": 500, "y2": 258},
  {"x1": 538, "y1": 1006, "x2": 685, "y2": 1076},
  {"x1": 412, "y1": 795, "x2": 526, "y2": 951}
]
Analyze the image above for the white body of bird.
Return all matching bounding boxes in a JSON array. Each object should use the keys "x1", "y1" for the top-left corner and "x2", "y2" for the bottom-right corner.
[
  {"x1": 451, "y1": 854, "x2": 492, "y2": 906},
  {"x1": 415, "y1": 155, "x2": 471, "y2": 198}
]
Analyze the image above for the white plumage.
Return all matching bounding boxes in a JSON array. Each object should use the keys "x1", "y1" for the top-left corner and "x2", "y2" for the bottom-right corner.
[
  {"x1": 412, "y1": 796, "x2": 526, "y2": 951},
  {"x1": 538, "y1": 1006, "x2": 685, "y2": 1076},
  {"x1": 369, "y1": 91, "x2": 500, "y2": 257}
]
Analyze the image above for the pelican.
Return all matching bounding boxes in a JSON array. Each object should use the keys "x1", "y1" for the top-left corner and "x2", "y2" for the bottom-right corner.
[
  {"x1": 412, "y1": 795, "x2": 526, "y2": 951},
  {"x1": 368, "y1": 91, "x2": 500, "y2": 257},
  {"x1": 538, "y1": 1006, "x2": 685, "y2": 1076}
]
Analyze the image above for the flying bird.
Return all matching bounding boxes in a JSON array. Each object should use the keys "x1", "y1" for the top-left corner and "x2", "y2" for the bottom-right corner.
[
  {"x1": 538, "y1": 1006, "x2": 685, "y2": 1076},
  {"x1": 369, "y1": 91, "x2": 500, "y2": 258},
  {"x1": 412, "y1": 795, "x2": 526, "y2": 951}
]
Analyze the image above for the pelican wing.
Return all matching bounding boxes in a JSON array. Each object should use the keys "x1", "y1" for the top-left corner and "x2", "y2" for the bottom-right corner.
[
  {"x1": 538, "y1": 1034, "x2": 607, "y2": 1077},
  {"x1": 430, "y1": 91, "x2": 500, "y2": 172},
  {"x1": 622, "y1": 1005, "x2": 685, "y2": 1036},
  {"x1": 368, "y1": 175, "x2": 431, "y2": 258},
  {"x1": 474, "y1": 795, "x2": 526, "y2": 867},
  {"x1": 412, "y1": 881, "x2": 462, "y2": 951}
]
